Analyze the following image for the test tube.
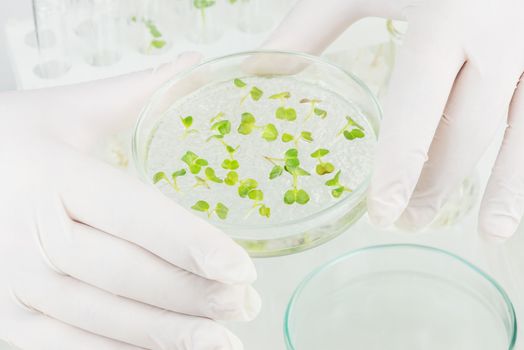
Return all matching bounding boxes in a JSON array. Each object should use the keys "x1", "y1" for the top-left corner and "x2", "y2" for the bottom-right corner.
[
  {"x1": 32, "y1": 0, "x2": 72, "y2": 79},
  {"x1": 127, "y1": 0, "x2": 174, "y2": 55},
  {"x1": 233, "y1": 0, "x2": 274, "y2": 34},
  {"x1": 73, "y1": 0, "x2": 123, "y2": 66},
  {"x1": 183, "y1": 0, "x2": 225, "y2": 44}
]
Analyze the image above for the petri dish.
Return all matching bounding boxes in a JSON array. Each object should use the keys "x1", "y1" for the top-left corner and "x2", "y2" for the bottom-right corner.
[
  {"x1": 284, "y1": 244, "x2": 517, "y2": 350},
  {"x1": 133, "y1": 50, "x2": 381, "y2": 257}
]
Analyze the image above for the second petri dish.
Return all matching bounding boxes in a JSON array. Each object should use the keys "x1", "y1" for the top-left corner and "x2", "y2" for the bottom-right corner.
[
  {"x1": 284, "y1": 244, "x2": 517, "y2": 350},
  {"x1": 133, "y1": 51, "x2": 381, "y2": 257}
]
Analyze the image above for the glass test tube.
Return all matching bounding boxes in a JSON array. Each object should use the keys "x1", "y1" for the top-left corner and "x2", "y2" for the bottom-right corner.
[
  {"x1": 184, "y1": 0, "x2": 225, "y2": 44},
  {"x1": 32, "y1": 0, "x2": 72, "y2": 79},
  {"x1": 72, "y1": 0, "x2": 123, "y2": 66},
  {"x1": 126, "y1": 0, "x2": 174, "y2": 55},
  {"x1": 233, "y1": 0, "x2": 274, "y2": 34}
]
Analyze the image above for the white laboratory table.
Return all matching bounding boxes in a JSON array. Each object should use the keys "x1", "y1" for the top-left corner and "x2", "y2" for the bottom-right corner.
[{"x1": 3, "y1": 11, "x2": 524, "y2": 350}]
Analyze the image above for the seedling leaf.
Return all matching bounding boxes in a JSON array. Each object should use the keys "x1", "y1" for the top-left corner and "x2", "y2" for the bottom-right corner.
[
  {"x1": 192, "y1": 200, "x2": 210, "y2": 212},
  {"x1": 215, "y1": 202, "x2": 229, "y2": 219},
  {"x1": 301, "y1": 131, "x2": 313, "y2": 142},
  {"x1": 250, "y1": 86, "x2": 263, "y2": 101},
  {"x1": 224, "y1": 171, "x2": 239, "y2": 186},
  {"x1": 248, "y1": 189, "x2": 264, "y2": 201},
  {"x1": 153, "y1": 171, "x2": 167, "y2": 184},
  {"x1": 262, "y1": 123, "x2": 278, "y2": 141},
  {"x1": 234, "y1": 78, "x2": 246, "y2": 88},
  {"x1": 310, "y1": 148, "x2": 329, "y2": 158},
  {"x1": 284, "y1": 190, "x2": 296, "y2": 204},
  {"x1": 172, "y1": 169, "x2": 187, "y2": 178},
  {"x1": 269, "y1": 92, "x2": 291, "y2": 100},
  {"x1": 205, "y1": 167, "x2": 223, "y2": 183},
  {"x1": 269, "y1": 165, "x2": 283, "y2": 179},
  {"x1": 282, "y1": 133, "x2": 294, "y2": 142},
  {"x1": 296, "y1": 189, "x2": 310, "y2": 204}
]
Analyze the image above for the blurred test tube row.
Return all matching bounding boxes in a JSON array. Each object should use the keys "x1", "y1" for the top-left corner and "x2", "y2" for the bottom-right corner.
[{"x1": 30, "y1": 0, "x2": 281, "y2": 79}]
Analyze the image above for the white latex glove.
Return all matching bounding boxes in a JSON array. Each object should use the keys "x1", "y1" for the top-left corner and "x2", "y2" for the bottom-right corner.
[
  {"x1": 263, "y1": 0, "x2": 524, "y2": 241},
  {"x1": 0, "y1": 52, "x2": 260, "y2": 350}
]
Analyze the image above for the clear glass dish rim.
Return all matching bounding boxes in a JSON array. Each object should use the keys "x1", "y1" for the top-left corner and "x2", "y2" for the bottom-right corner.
[
  {"x1": 283, "y1": 243, "x2": 518, "y2": 350},
  {"x1": 132, "y1": 49, "x2": 383, "y2": 231}
]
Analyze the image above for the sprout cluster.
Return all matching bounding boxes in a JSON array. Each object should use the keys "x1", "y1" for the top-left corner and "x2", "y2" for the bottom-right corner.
[
  {"x1": 153, "y1": 77, "x2": 368, "y2": 221},
  {"x1": 131, "y1": 16, "x2": 167, "y2": 50}
]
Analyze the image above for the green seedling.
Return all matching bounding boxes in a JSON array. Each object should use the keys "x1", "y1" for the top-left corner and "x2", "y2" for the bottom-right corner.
[
  {"x1": 258, "y1": 205, "x2": 271, "y2": 218},
  {"x1": 191, "y1": 200, "x2": 229, "y2": 220},
  {"x1": 300, "y1": 98, "x2": 327, "y2": 121},
  {"x1": 193, "y1": 0, "x2": 216, "y2": 22},
  {"x1": 281, "y1": 131, "x2": 313, "y2": 147},
  {"x1": 193, "y1": 176, "x2": 210, "y2": 189},
  {"x1": 193, "y1": 167, "x2": 223, "y2": 188},
  {"x1": 325, "y1": 170, "x2": 352, "y2": 198},
  {"x1": 224, "y1": 171, "x2": 239, "y2": 186},
  {"x1": 181, "y1": 151, "x2": 208, "y2": 174},
  {"x1": 234, "y1": 78, "x2": 264, "y2": 104},
  {"x1": 180, "y1": 115, "x2": 198, "y2": 139},
  {"x1": 236, "y1": 178, "x2": 271, "y2": 218},
  {"x1": 130, "y1": 17, "x2": 166, "y2": 51},
  {"x1": 205, "y1": 167, "x2": 223, "y2": 183},
  {"x1": 207, "y1": 120, "x2": 231, "y2": 141},
  {"x1": 144, "y1": 19, "x2": 166, "y2": 50},
  {"x1": 310, "y1": 148, "x2": 335, "y2": 175},
  {"x1": 152, "y1": 169, "x2": 186, "y2": 191},
  {"x1": 270, "y1": 92, "x2": 296, "y2": 121},
  {"x1": 238, "y1": 178, "x2": 258, "y2": 198},
  {"x1": 338, "y1": 116, "x2": 366, "y2": 140},
  {"x1": 284, "y1": 188, "x2": 310, "y2": 205},
  {"x1": 221, "y1": 143, "x2": 240, "y2": 171},
  {"x1": 265, "y1": 148, "x2": 311, "y2": 205},
  {"x1": 221, "y1": 158, "x2": 240, "y2": 170},
  {"x1": 237, "y1": 112, "x2": 278, "y2": 141}
]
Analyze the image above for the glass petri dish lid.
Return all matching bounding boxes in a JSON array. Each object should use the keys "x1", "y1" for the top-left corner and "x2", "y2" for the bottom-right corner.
[
  {"x1": 284, "y1": 244, "x2": 517, "y2": 350},
  {"x1": 133, "y1": 50, "x2": 381, "y2": 257}
]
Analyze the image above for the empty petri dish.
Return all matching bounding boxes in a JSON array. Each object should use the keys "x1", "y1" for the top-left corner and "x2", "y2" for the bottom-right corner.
[
  {"x1": 284, "y1": 244, "x2": 517, "y2": 350},
  {"x1": 133, "y1": 51, "x2": 381, "y2": 257}
]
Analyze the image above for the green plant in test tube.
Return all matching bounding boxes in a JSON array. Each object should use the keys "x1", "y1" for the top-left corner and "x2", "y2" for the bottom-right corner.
[
  {"x1": 193, "y1": 0, "x2": 216, "y2": 22},
  {"x1": 131, "y1": 16, "x2": 166, "y2": 51}
]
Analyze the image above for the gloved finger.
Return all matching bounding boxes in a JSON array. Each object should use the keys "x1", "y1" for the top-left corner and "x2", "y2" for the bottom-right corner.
[
  {"x1": 36, "y1": 199, "x2": 260, "y2": 321},
  {"x1": 479, "y1": 72, "x2": 524, "y2": 241},
  {"x1": 14, "y1": 271, "x2": 243, "y2": 350},
  {"x1": 6, "y1": 312, "x2": 142, "y2": 350},
  {"x1": 396, "y1": 63, "x2": 519, "y2": 230},
  {"x1": 56, "y1": 149, "x2": 256, "y2": 285},
  {"x1": 367, "y1": 20, "x2": 466, "y2": 227},
  {"x1": 261, "y1": 0, "x2": 402, "y2": 54}
]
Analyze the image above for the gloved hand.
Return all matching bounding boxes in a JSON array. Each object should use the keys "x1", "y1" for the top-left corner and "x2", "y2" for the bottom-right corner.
[
  {"x1": 0, "y1": 52, "x2": 260, "y2": 350},
  {"x1": 263, "y1": 0, "x2": 524, "y2": 240}
]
